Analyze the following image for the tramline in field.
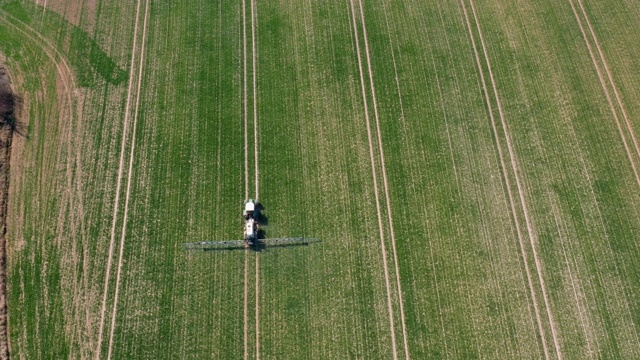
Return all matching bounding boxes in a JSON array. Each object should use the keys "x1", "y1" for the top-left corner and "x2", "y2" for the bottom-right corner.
[{"x1": 183, "y1": 199, "x2": 320, "y2": 251}]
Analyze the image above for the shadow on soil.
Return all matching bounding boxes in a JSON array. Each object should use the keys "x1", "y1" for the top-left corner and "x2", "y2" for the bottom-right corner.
[
  {"x1": 0, "y1": 91, "x2": 25, "y2": 138},
  {"x1": 0, "y1": 63, "x2": 18, "y2": 360}
]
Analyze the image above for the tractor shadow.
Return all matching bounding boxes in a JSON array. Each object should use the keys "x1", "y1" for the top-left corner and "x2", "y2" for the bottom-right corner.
[
  {"x1": 251, "y1": 240, "x2": 311, "y2": 252},
  {"x1": 254, "y1": 212, "x2": 269, "y2": 226},
  {"x1": 264, "y1": 242, "x2": 313, "y2": 250},
  {"x1": 254, "y1": 202, "x2": 269, "y2": 226},
  {"x1": 203, "y1": 246, "x2": 245, "y2": 252}
]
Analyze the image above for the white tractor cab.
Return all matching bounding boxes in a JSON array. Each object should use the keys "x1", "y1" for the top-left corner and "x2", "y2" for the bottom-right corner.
[
  {"x1": 243, "y1": 199, "x2": 259, "y2": 247},
  {"x1": 243, "y1": 198, "x2": 257, "y2": 220}
]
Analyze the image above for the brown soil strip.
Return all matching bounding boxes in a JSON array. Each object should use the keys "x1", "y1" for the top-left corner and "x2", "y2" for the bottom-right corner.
[
  {"x1": 0, "y1": 14, "x2": 79, "y2": 359},
  {"x1": 0, "y1": 63, "x2": 18, "y2": 360},
  {"x1": 0, "y1": 13, "x2": 76, "y2": 120},
  {"x1": 105, "y1": 0, "x2": 151, "y2": 358},
  {"x1": 566, "y1": 0, "x2": 640, "y2": 188},
  {"x1": 94, "y1": 0, "x2": 145, "y2": 357},
  {"x1": 347, "y1": 1, "x2": 398, "y2": 358},
  {"x1": 356, "y1": 1, "x2": 410, "y2": 358},
  {"x1": 458, "y1": 1, "x2": 553, "y2": 358}
]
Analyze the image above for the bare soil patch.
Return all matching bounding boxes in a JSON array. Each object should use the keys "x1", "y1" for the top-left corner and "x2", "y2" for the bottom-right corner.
[
  {"x1": 0, "y1": 63, "x2": 24, "y2": 360},
  {"x1": 0, "y1": 70, "x2": 25, "y2": 139}
]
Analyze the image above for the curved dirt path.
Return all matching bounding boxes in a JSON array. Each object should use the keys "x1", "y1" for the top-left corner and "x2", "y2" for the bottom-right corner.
[
  {"x1": 0, "y1": 11, "x2": 81, "y2": 358},
  {"x1": 0, "y1": 13, "x2": 78, "y2": 187},
  {"x1": 0, "y1": 12, "x2": 76, "y2": 97}
]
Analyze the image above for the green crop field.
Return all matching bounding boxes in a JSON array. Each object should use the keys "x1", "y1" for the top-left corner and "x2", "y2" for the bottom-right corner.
[{"x1": 2, "y1": 0, "x2": 640, "y2": 358}]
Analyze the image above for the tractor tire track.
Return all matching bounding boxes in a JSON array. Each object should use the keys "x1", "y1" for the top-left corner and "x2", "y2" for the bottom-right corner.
[
  {"x1": 94, "y1": 0, "x2": 145, "y2": 357},
  {"x1": 570, "y1": 3, "x2": 640, "y2": 348},
  {"x1": 105, "y1": 0, "x2": 150, "y2": 358},
  {"x1": 566, "y1": 0, "x2": 640, "y2": 188},
  {"x1": 40, "y1": 0, "x2": 48, "y2": 17},
  {"x1": 243, "y1": 251, "x2": 249, "y2": 360},
  {"x1": 254, "y1": 254, "x2": 260, "y2": 360},
  {"x1": 250, "y1": 0, "x2": 260, "y2": 357},
  {"x1": 576, "y1": 0, "x2": 640, "y2": 163},
  {"x1": 356, "y1": 1, "x2": 409, "y2": 358},
  {"x1": 242, "y1": 0, "x2": 250, "y2": 357},
  {"x1": 347, "y1": 1, "x2": 398, "y2": 359},
  {"x1": 241, "y1": 0, "x2": 260, "y2": 356},
  {"x1": 243, "y1": 0, "x2": 249, "y2": 201},
  {"x1": 550, "y1": 203, "x2": 595, "y2": 358},
  {"x1": 251, "y1": 0, "x2": 259, "y2": 202},
  {"x1": 473, "y1": 1, "x2": 564, "y2": 357},
  {"x1": 459, "y1": 1, "x2": 560, "y2": 359},
  {"x1": 0, "y1": 13, "x2": 76, "y2": 107},
  {"x1": 462, "y1": 2, "x2": 564, "y2": 358}
]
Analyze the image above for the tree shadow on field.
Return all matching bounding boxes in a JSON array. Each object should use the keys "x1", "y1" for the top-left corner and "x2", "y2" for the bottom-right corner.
[
  {"x1": 2, "y1": 1, "x2": 128, "y2": 87},
  {"x1": 68, "y1": 27, "x2": 128, "y2": 87},
  {"x1": 0, "y1": 78, "x2": 26, "y2": 138}
]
